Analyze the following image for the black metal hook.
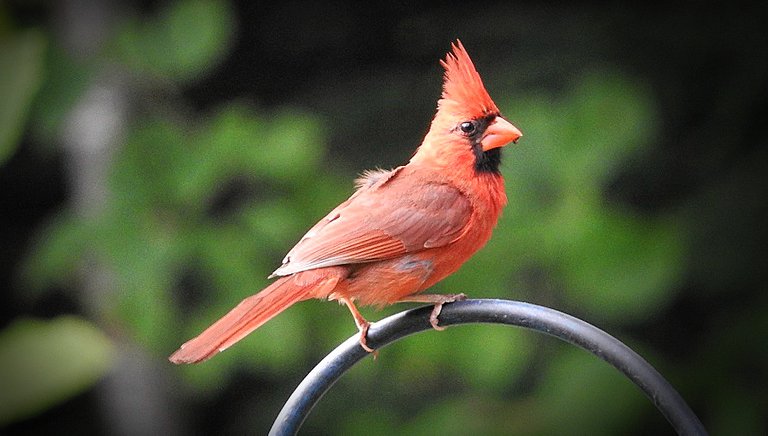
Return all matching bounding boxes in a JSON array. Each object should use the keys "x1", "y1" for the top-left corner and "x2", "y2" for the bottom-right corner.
[{"x1": 270, "y1": 299, "x2": 707, "y2": 435}]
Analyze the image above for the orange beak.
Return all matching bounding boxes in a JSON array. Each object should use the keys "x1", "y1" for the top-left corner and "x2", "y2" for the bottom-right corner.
[{"x1": 481, "y1": 117, "x2": 522, "y2": 151}]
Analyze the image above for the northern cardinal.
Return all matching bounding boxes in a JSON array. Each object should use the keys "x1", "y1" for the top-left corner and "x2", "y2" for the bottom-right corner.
[{"x1": 170, "y1": 40, "x2": 522, "y2": 364}]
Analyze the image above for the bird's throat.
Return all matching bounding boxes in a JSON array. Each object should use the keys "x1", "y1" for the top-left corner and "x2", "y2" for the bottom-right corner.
[{"x1": 473, "y1": 146, "x2": 502, "y2": 174}]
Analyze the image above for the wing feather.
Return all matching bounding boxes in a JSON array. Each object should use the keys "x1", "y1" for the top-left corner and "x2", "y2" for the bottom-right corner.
[{"x1": 271, "y1": 167, "x2": 472, "y2": 277}]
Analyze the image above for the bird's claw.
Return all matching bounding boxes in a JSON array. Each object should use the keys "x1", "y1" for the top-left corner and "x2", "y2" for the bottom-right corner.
[
  {"x1": 429, "y1": 304, "x2": 447, "y2": 331},
  {"x1": 429, "y1": 293, "x2": 466, "y2": 331},
  {"x1": 357, "y1": 322, "x2": 379, "y2": 358}
]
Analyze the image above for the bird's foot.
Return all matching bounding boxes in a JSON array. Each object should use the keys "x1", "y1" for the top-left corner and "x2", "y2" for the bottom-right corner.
[
  {"x1": 357, "y1": 323, "x2": 379, "y2": 358},
  {"x1": 341, "y1": 297, "x2": 378, "y2": 357},
  {"x1": 429, "y1": 293, "x2": 467, "y2": 331}
]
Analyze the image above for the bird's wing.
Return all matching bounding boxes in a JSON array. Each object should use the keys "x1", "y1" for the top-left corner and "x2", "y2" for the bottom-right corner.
[{"x1": 271, "y1": 168, "x2": 473, "y2": 277}]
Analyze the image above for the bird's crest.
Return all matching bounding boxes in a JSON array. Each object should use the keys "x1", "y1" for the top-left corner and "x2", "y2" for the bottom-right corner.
[{"x1": 438, "y1": 40, "x2": 500, "y2": 117}]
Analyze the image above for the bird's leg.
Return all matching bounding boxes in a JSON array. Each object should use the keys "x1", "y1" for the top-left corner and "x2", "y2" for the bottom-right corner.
[
  {"x1": 397, "y1": 293, "x2": 467, "y2": 331},
  {"x1": 339, "y1": 297, "x2": 377, "y2": 354}
]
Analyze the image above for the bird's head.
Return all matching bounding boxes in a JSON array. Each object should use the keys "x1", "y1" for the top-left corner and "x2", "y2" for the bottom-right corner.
[{"x1": 411, "y1": 41, "x2": 522, "y2": 175}]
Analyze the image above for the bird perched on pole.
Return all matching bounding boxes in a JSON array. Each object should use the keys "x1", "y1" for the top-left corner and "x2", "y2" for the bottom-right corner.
[{"x1": 170, "y1": 40, "x2": 522, "y2": 364}]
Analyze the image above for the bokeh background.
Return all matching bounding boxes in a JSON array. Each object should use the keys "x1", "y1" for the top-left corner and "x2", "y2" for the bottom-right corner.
[{"x1": 2, "y1": 1, "x2": 766, "y2": 434}]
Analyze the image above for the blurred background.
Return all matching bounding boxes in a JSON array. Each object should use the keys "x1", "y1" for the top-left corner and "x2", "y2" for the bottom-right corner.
[{"x1": 1, "y1": 0, "x2": 766, "y2": 434}]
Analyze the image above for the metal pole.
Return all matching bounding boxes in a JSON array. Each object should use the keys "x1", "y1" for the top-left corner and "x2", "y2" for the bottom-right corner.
[{"x1": 270, "y1": 299, "x2": 707, "y2": 435}]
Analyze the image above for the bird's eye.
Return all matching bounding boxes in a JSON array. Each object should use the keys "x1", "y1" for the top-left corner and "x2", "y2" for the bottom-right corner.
[{"x1": 459, "y1": 121, "x2": 476, "y2": 134}]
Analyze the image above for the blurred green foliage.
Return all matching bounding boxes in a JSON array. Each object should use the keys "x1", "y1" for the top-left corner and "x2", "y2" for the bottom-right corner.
[
  {"x1": 3, "y1": 0, "x2": 763, "y2": 434},
  {"x1": 0, "y1": 317, "x2": 113, "y2": 425},
  {"x1": 0, "y1": 29, "x2": 45, "y2": 164},
  {"x1": 7, "y1": 0, "x2": 357, "y2": 408},
  {"x1": 114, "y1": 0, "x2": 234, "y2": 82}
]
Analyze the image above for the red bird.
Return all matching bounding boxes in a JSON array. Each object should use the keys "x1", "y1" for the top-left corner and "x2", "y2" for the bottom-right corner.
[{"x1": 170, "y1": 41, "x2": 522, "y2": 364}]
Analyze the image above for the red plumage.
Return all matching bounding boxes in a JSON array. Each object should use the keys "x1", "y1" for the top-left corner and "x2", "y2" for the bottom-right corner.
[{"x1": 169, "y1": 40, "x2": 522, "y2": 364}]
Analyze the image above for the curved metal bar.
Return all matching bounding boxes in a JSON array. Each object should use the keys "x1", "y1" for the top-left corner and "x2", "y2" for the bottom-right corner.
[{"x1": 269, "y1": 299, "x2": 707, "y2": 435}]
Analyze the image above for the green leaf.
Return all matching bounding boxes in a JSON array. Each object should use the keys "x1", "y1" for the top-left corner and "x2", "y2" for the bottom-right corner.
[
  {"x1": 113, "y1": 0, "x2": 234, "y2": 82},
  {"x1": 558, "y1": 71, "x2": 655, "y2": 183},
  {"x1": 174, "y1": 103, "x2": 264, "y2": 206},
  {"x1": 0, "y1": 317, "x2": 114, "y2": 425},
  {"x1": 256, "y1": 109, "x2": 326, "y2": 181},
  {"x1": 558, "y1": 210, "x2": 685, "y2": 321},
  {"x1": 19, "y1": 211, "x2": 88, "y2": 297},
  {"x1": 0, "y1": 30, "x2": 46, "y2": 164},
  {"x1": 27, "y1": 42, "x2": 93, "y2": 145},
  {"x1": 110, "y1": 115, "x2": 187, "y2": 210}
]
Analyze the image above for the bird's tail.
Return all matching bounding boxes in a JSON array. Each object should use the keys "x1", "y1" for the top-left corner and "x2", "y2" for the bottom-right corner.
[{"x1": 169, "y1": 274, "x2": 325, "y2": 364}]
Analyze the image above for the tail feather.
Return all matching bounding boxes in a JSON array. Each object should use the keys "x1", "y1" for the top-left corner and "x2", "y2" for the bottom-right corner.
[{"x1": 169, "y1": 275, "x2": 315, "y2": 364}]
